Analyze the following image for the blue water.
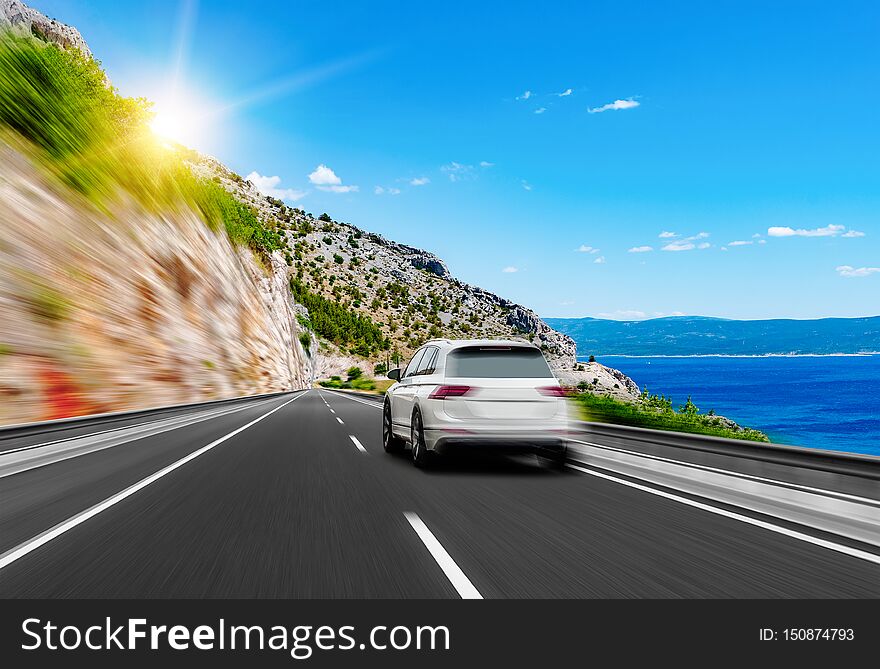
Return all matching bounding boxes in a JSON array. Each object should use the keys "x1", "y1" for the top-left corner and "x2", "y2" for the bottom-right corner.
[{"x1": 577, "y1": 355, "x2": 880, "y2": 456}]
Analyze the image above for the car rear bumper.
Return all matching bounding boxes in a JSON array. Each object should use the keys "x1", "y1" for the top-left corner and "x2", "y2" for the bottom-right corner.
[{"x1": 423, "y1": 428, "x2": 568, "y2": 456}]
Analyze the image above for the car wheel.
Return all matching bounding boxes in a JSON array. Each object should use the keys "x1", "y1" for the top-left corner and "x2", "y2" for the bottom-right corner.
[
  {"x1": 383, "y1": 399, "x2": 404, "y2": 453},
  {"x1": 411, "y1": 408, "x2": 431, "y2": 468},
  {"x1": 539, "y1": 444, "x2": 568, "y2": 470}
]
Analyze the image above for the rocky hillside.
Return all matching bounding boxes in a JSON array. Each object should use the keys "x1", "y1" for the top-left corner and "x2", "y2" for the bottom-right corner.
[
  {"x1": 195, "y1": 155, "x2": 577, "y2": 370},
  {"x1": 0, "y1": 140, "x2": 311, "y2": 424},
  {"x1": 0, "y1": 0, "x2": 90, "y2": 56}
]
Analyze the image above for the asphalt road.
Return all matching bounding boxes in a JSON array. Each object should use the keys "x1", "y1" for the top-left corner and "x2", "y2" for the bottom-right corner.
[{"x1": 1, "y1": 389, "x2": 878, "y2": 598}]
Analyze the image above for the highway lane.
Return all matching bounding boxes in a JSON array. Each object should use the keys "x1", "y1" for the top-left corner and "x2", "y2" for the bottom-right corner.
[{"x1": 1, "y1": 389, "x2": 878, "y2": 598}]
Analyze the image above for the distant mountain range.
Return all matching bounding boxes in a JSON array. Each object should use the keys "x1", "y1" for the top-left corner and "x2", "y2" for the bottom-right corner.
[{"x1": 543, "y1": 316, "x2": 880, "y2": 356}]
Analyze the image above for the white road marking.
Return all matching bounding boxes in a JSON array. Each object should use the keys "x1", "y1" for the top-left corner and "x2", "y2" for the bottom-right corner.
[
  {"x1": 404, "y1": 512, "x2": 482, "y2": 599},
  {"x1": 0, "y1": 396, "x2": 281, "y2": 457},
  {"x1": 327, "y1": 391, "x2": 383, "y2": 409},
  {"x1": 349, "y1": 435, "x2": 367, "y2": 453},
  {"x1": 0, "y1": 394, "x2": 303, "y2": 572},
  {"x1": 566, "y1": 463, "x2": 880, "y2": 567},
  {"x1": 569, "y1": 438, "x2": 879, "y2": 507},
  {"x1": 336, "y1": 416, "x2": 344, "y2": 425},
  {"x1": 329, "y1": 409, "x2": 335, "y2": 414},
  {"x1": 0, "y1": 398, "x2": 287, "y2": 480}
]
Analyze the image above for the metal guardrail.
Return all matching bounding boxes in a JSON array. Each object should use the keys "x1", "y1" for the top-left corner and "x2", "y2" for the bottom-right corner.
[
  {"x1": 0, "y1": 389, "x2": 305, "y2": 441},
  {"x1": 575, "y1": 421, "x2": 880, "y2": 481}
]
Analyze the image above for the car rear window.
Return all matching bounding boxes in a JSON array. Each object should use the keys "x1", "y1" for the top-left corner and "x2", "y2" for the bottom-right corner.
[{"x1": 446, "y1": 346, "x2": 553, "y2": 378}]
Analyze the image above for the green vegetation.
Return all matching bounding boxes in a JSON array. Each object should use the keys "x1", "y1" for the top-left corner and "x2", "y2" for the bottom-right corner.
[
  {"x1": 573, "y1": 391, "x2": 769, "y2": 442},
  {"x1": 0, "y1": 32, "x2": 285, "y2": 261},
  {"x1": 289, "y1": 278, "x2": 389, "y2": 356},
  {"x1": 318, "y1": 366, "x2": 375, "y2": 391},
  {"x1": 298, "y1": 332, "x2": 311, "y2": 353}
]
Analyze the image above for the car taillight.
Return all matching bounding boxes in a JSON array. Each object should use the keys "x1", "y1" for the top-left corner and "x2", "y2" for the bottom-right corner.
[
  {"x1": 537, "y1": 386, "x2": 568, "y2": 397},
  {"x1": 429, "y1": 385, "x2": 472, "y2": 399}
]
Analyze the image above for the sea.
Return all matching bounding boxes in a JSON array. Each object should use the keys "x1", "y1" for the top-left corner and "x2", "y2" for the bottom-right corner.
[{"x1": 577, "y1": 354, "x2": 880, "y2": 456}]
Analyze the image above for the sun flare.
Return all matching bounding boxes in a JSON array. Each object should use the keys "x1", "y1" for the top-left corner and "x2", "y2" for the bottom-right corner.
[{"x1": 148, "y1": 95, "x2": 211, "y2": 148}]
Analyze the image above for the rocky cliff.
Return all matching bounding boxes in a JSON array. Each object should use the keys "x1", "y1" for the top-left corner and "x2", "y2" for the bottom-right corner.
[
  {"x1": 0, "y1": 140, "x2": 310, "y2": 424},
  {"x1": 195, "y1": 155, "x2": 578, "y2": 371},
  {"x1": 0, "y1": 0, "x2": 90, "y2": 56}
]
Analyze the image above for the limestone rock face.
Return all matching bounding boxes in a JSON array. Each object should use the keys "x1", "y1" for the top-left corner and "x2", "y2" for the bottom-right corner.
[
  {"x1": 554, "y1": 362, "x2": 641, "y2": 401},
  {"x1": 0, "y1": 145, "x2": 309, "y2": 424},
  {"x1": 1, "y1": 0, "x2": 92, "y2": 57}
]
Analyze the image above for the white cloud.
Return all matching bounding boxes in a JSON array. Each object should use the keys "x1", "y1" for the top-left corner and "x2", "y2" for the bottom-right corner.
[
  {"x1": 557, "y1": 88, "x2": 572, "y2": 97},
  {"x1": 588, "y1": 98, "x2": 640, "y2": 113},
  {"x1": 576, "y1": 245, "x2": 600, "y2": 254},
  {"x1": 628, "y1": 246, "x2": 653, "y2": 253},
  {"x1": 521, "y1": 180, "x2": 533, "y2": 191},
  {"x1": 534, "y1": 107, "x2": 547, "y2": 114},
  {"x1": 308, "y1": 164, "x2": 358, "y2": 193},
  {"x1": 479, "y1": 161, "x2": 494, "y2": 168},
  {"x1": 659, "y1": 232, "x2": 711, "y2": 251},
  {"x1": 409, "y1": 177, "x2": 430, "y2": 186},
  {"x1": 374, "y1": 186, "x2": 400, "y2": 195},
  {"x1": 767, "y1": 224, "x2": 844, "y2": 237},
  {"x1": 758, "y1": 239, "x2": 767, "y2": 244},
  {"x1": 597, "y1": 309, "x2": 647, "y2": 320},
  {"x1": 728, "y1": 240, "x2": 752, "y2": 246},
  {"x1": 594, "y1": 256, "x2": 606, "y2": 264},
  {"x1": 502, "y1": 266, "x2": 519, "y2": 273},
  {"x1": 662, "y1": 241, "x2": 695, "y2": 252},
  {"x1": 441, "y1": 162, "x2": 475, "y2": 182},
  {"x1": 842, "y1": 230, "x2": 866, "y2": 238},
  {"x1": 752, "y1": 233, "x2": 762, "y2": 238},
  {"x1": 308, "y1": 164, "x2": 341, "y2": 186},
  {"x1": 516, "y1": 90, "x2": 532, "y2": 100},
  {"x1": 245, "y1": 172, "x2": 307, "y2": 202},
  {"x1": 322, "y1": 185, "x2": 358, "y2": 193},
  {"x1": 836, "y1": 265, "x2": 880, "y2": 278}
]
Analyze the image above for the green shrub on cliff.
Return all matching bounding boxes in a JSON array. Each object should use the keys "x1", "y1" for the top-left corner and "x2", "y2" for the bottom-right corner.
[
  {"x1": 0, "y1": 32, "x2": 283, "y2": 261},
  {"x1": 574, "y1": 392, "x2": 769, "y2": 442},
  {"x1": 289, "y1": 278, "x2": 389, "y2": 356}
]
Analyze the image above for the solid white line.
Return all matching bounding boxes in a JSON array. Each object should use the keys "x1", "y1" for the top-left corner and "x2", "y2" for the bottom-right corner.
[
  {"x1": 0, "y1": 398, "x2": 284, "y2": 480},
  {"x1": 0, "y1": 394, "x2": 302, "y2": 572},
  {"x1": 566, "y1": 463, "x2": 880, "y2": 566},
  {"x1": 0, "y1": 396, "x2": 281, "y2": 457},
  {"x1": 404, "y1": 512, "x2": 482, "y2": 599},
  {"x1": 328, "y1": 391, "x2": 383, "y2": 409},
  {"x1": 349, "y1": 435, "x2": 368, "y2": 453},
  {"x1": 329, "y1": 409, "x2": 335, "y2": 414},
  {"x1": 569, "y1": 438, "x2": 879, "y2": 507},
  {"x1": 336, "y1": 416, "x2": 344, "y2": 425}
]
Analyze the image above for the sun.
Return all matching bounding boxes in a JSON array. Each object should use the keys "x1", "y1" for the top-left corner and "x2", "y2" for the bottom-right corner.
[{"x1": 148, "y1": 94, "x2": 212, "y2": 148}]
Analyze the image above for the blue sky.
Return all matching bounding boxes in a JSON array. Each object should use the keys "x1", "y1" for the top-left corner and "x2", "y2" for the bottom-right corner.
[{"x1": 36, "y1": 0, "x2": 880, "y2": 319}]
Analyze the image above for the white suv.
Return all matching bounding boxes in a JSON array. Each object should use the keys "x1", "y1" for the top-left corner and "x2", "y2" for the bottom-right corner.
[{"x1": 382, "y1": 339, "x2": 571, "y2": 467}]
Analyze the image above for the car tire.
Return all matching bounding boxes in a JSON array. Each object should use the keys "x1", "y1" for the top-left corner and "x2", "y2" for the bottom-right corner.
[
  {"x1": 383, "y1": 399, "x2": 405, "y2": 453},
  {"x1": 411, "y1": 408, "x2": 432, "y2": 468},
  {"x1": 539, "y1": 444, "x2": 568, "y2": 470}
]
